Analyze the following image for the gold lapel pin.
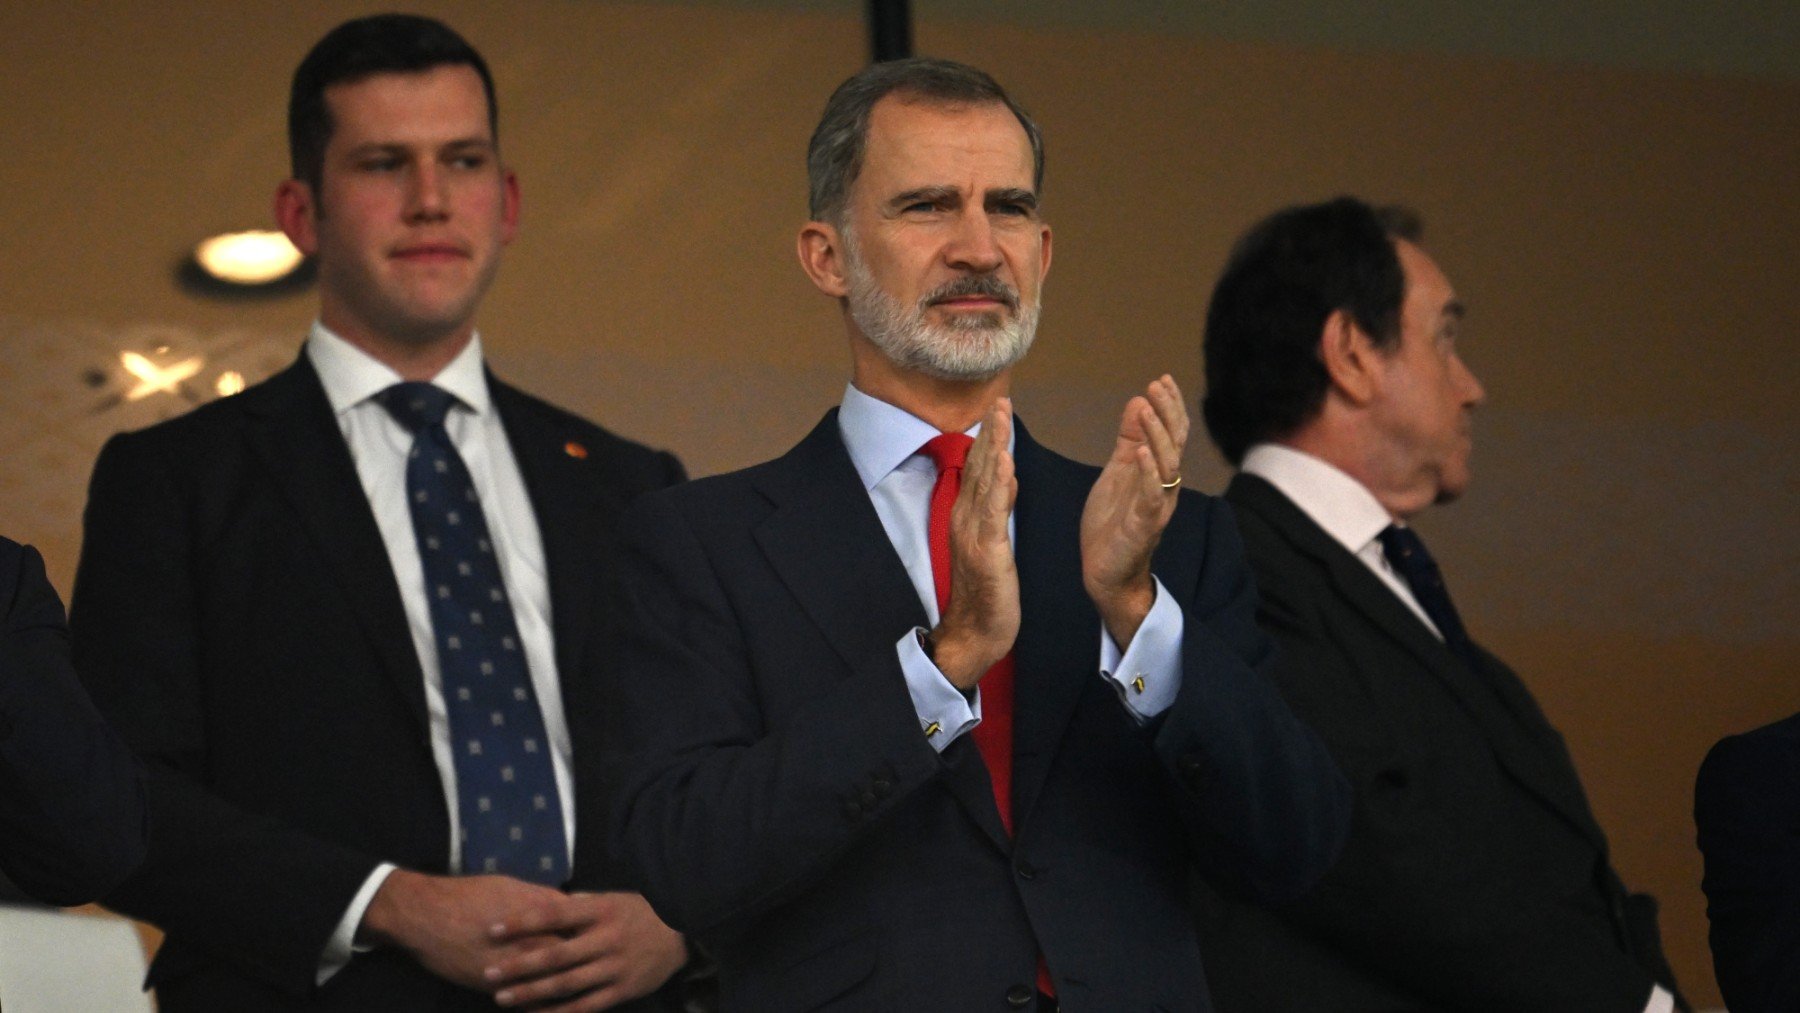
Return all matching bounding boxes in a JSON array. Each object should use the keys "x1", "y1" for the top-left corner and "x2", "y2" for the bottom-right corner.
[{"x1": 564, "y1": 441, "x2": 588, "y2": 459}]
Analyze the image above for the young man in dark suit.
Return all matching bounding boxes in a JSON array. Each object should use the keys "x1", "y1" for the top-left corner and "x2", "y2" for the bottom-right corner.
[
  {"x1": 0, "y1": 535, "x2": 145, "y2": 906},
  {"x1": 599, "y1": 58, "x2": 1350, "y2": 1012},
  {"x1": 71, "y1": 15, "x2": 686, "y2": 1011},
  {"x1": 1192, "y1": 196, "x2": 1684, "y2": 1011}
]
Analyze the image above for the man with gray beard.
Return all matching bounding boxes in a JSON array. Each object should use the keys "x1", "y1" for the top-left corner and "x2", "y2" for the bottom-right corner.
[{"x1": 599, "y1": 57, "x2": 1350, "y2": 1011}]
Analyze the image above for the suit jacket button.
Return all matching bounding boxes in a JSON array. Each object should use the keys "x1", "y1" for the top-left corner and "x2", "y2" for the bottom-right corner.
[
  {"x1": 1006, "y1": 983, "x2": 1034, "y2": 1007},
  {"x1": 1014, "y1": 859, "x2": 1037, "y2": 880},
  {"x1": 860, "y1": 787, "x2": 878, "y2": 806},
  {"x1": 843, "y1": 798, "x2": 863, "y2": 819},
  {"x1": 871, "y1": 776, "x2": 894, "y2": 796}
]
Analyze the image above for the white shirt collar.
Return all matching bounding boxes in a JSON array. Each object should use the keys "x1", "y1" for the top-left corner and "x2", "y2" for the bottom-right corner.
[
  {"x1": 837, "y1": 383, "x2": 990, "y2": 491},
  {"x1": 1240, "y1": 443, "x2": 1398, "y2": 556},
  {"x1": 305, "y1": 321, "x2": 491, "y2": 418}
]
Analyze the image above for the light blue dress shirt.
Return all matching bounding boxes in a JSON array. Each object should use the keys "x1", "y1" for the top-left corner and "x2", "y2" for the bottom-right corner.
[{"x1": 835, "y1": 384, "x2": 1184, "y2": 752}]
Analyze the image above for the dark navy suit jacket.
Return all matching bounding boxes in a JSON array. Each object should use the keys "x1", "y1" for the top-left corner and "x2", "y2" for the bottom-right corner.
[
  {"x1": 0, "y1": 536, "x2": 145, "y2": 905},
  {"x1": 1191, "y1": 473, "x2": 1681, "y2": 1012},
  {"x1": 1697, "y1": 711, "x2": 1800, "y2": 1013},
  {"x1": 71, "y1": 357, "x2": 684, "y2": 1011},
  {"x1": 603, "y1": 412, "x2": 1350, "y2": 1012}
]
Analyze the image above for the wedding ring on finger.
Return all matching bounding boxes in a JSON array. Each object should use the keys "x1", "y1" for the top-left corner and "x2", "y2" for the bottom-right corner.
[{"x1": 1160, "y1": 475, "x2": 1182, "y2": 490}]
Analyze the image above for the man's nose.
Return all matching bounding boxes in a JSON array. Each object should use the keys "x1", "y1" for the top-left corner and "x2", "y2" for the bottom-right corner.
[
  {"x1": 405, "y1": 163, "x2": 448, "y2": 222},
  {"x1": 943, "y1": 210, "x2": 1003, "y2": 274},
  {"x1": 1456, "y1": 353, "x2": 1486, "y2": 406}
]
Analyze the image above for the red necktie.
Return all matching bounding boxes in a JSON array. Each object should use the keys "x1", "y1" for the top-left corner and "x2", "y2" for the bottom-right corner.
[
  {"x1": 921, "y1": 433, "x2": 1015, "y2": 835},
  {"x1": 921, "y1": 434, "x2": 1054, "y2": 997}
]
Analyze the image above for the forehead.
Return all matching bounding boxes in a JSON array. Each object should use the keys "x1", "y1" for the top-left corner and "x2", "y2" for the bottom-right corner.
[
  {"x1": 322, "y1": 64, "x2": 492, "y2": 147},
  {"x1": 1395, "y1": 239, "x2": 1454, "y2": 319},
  {"x1": 856, "y1": 96, "x2": 1034, "y2": 197}
]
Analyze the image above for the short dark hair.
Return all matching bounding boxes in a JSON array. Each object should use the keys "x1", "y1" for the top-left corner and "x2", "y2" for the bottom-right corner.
[
  {"x1": 806, "y1": 57, "x2": 1044, "y2": 223},
  {"x1": 288, "y1": 14, "x2": 498, "y2": 191},
  {"x1": 1201, "y1": 196, "x2": 1423, "y2": 465}
]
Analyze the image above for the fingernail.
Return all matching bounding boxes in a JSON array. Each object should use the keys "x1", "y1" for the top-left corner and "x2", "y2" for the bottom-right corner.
[
  {"x1": 489, "y1": 922, "x2": 507, "y2": 937},
  {"x1": 484, "y1": 966, "x2": 501, "y2": 982},
  {"x1": 495, "y1": 989, "x2": 514, "y2": 1005}
]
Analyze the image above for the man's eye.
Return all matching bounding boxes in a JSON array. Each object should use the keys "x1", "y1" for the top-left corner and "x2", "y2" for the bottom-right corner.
[
  {"x1": 903, "y1": 201, "x2": 939, "y2": 213},
  {"x1": 359, "y1": 158, "x2": 403, "y2": 172},
  {"x1": 994, "y1": 202, "x2": 1031, "y2": 217},
  {"x1": 450, "y1": 154, "x2": 489, "y2": 170}
]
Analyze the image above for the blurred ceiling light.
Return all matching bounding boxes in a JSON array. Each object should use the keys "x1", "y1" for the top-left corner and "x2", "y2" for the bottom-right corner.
[
  {"x1": 121, "y1": 350, "x2": 204, "y2": 401},
  {"x1": 193, "y1": 230, "x2": 304, "y2": 286}
]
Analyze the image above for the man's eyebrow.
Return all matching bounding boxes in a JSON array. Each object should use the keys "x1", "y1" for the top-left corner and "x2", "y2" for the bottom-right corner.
[
  {"x1": 986, "y1": 187, "x2": 1038, "y2": 209},
  {"x1": 887, "y1": 185, "x2": 960, "y2": 208}
]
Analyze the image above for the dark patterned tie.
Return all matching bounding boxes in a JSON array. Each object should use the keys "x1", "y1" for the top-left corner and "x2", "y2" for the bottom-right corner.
[
  {"x1": 1377, "y1": 524, "x2": 1481, "y2": 671},
  {"x1": 376, "y1": 382, "x2": 568, "y2": 885}
]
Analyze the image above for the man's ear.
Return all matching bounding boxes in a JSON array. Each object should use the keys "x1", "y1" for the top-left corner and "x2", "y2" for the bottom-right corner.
[
  {"x1": 797, "y1": 219, "x2": 849, "y2": 299},
  {"x1": 274, "y1": 178, "x2": 320, "y2": 256},
  {"x1": 1318, "y1": 308, "x2": 1381, "y2": 406}
]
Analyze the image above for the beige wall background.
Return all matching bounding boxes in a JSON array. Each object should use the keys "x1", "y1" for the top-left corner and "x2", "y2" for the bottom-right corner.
[{"x1": 1, "y1": 2, "x2": 1793, "y2": 1005}]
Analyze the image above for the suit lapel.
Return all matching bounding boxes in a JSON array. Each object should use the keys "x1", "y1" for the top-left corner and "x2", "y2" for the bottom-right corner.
[
  {"x1": 753, "y1": 412, "x2": 1011, "y2": 852},
  {"x1": 1009, "y1": 423, "x2": 1097, "y2": 832},
  {"x1": 1226, "y1": 473, "x2": 1604, "y2": 844},
  {"x1": 490, "y1": 377, "x2": 617, "y2": 692},
  {"x1": 242, "y1": 358, "x2": 430, "y2": 735}
]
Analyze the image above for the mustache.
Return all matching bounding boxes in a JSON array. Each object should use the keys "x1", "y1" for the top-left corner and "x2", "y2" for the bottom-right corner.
[{"x1": 921, "y1": 275, "x2": 1019, "y2": 312}]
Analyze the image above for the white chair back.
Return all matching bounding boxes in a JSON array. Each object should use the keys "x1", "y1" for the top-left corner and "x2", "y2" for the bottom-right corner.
[{"x1": 0, "y1": 904, "x2": 152, "y2": 1013}]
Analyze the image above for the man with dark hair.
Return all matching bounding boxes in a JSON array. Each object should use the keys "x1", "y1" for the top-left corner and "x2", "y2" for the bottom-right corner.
[
  {"x1": 601, "y1": 57, "x2": 1350, "y2": 1011},
  {"x1": 1191, "y1": 195, "x2": 1684, "y2": 1011},
  {"x1": 72, "y1": 14, "x2": 687, "y2": 1011}
]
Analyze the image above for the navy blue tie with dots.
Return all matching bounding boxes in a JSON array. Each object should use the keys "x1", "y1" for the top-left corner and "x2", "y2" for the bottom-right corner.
[
  {"x1": 1377, "y1": 524, "x2": 1482, "y2": 672},
  {"x1": 376, "y1": 382, "x2": 569, "y2": 886}
]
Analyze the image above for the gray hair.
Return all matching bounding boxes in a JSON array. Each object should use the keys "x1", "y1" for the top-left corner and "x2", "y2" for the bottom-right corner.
[{"x1": 805, "y1": 57, "x2": 1044, "y2": 223}]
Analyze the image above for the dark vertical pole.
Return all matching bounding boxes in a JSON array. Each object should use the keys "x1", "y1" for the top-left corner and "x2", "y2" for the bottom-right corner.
[{"x1": 867, "y1": 0, "x2": 913, "y2": 62}]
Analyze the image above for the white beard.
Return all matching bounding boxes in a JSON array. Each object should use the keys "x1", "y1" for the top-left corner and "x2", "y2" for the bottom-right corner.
[{"x1": 843, "y1": 240, "x2": 1039, "y2": 382}]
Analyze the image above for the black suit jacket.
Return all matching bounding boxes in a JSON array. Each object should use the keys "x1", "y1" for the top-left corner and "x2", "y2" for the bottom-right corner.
[
  {"x1": 70, "y1": 356, "x2": 684, "y2": 1011},
  {"x1": 1191, "y1": 472, "x2": 1680, "y2": 1012},
  {"x1": 0, "y1": 536, "x2": 146, "y2": 905},
  {"x1": 602, "y1": 413, "x2": 1350, "y2": 1012},
  {"x1": 1696, "y1": 711, "x2": 1800, "y2": 1013}
]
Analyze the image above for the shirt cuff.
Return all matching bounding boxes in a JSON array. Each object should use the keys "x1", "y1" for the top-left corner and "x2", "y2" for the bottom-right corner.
[
  {"x1": 1099, "y1": 575, "x2": 1184, "y2": 723},
  {"x1": 318, "y1": 863, "x2": 397, "y2": 986},
  {"x1": 1643, "y1": 984, "x2": 1674, "y2": 1013},
  {"x1": 896, "y1": 627, "x2": 979, "y2": 752}
]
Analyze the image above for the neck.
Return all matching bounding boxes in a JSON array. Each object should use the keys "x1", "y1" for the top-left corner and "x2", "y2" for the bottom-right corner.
[
  {"x1": 849, "y1": 339, "x2": 1012, "y2": 432},
  {"x1": 320, "y1": 310, "x2": 474, "y2": 382},
  {"x1": 1281, "y1": 424, "x2": 1423, "y2": 524}
]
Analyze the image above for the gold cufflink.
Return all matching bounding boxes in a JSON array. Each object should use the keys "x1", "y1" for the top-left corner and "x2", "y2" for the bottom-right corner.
[
  {"x1": 1132, "y1": 676, "x2": 1146, "y2": 694},
  {"x1": 924, "y1": 721, "x2": 941, "y2": 737}
]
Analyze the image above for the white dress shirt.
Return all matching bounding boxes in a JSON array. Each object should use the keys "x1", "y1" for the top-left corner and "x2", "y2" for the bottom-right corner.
[
  {"x1": 307, "y1": 324, "x2": 575, "y2": 982},
  {"x1": 1239, "y1": 443, "x2": 1673, "y2": 1013},
  {"x1": 836, "y1": 384, "x2": 1183, "y2": 751}
]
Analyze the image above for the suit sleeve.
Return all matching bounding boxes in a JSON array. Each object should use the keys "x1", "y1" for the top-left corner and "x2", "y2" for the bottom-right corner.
[
  {"x1": 0, "y1": 541, "x2": 147, "y2": 905},
  {"x1": 1148, "y1": 498, "x2": 1351, "y2": 904},
  {"x1": 1247, "y1": 575, "x2": 1658, "y2": 1012},
  {"x1": 71, "y1": 432, "x2": 383, "y2": 996},
  {"x1": 601, "y1": 494, "x2": 942, "y2": 940},
  {"x1": 1697, "y1": 726, "x2": 1800, "y2": 1013}
]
